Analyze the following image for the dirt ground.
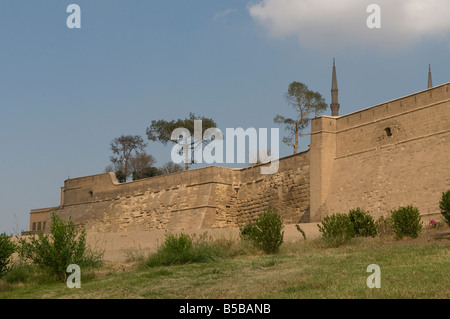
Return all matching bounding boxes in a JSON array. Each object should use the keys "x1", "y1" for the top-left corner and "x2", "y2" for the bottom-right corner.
[{"x1": 86, "y1": 223, "x2": 322, "y2": 262}]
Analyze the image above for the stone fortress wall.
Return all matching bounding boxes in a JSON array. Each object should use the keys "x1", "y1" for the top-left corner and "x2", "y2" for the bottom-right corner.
[
  {"x1": 309, "y1": 82, "x2": 450, "y2": 222},
  {"x1": 30, "y1": 83, "x2": 450, "y2": 233},
  {"x1": 31, "y1": 151, "x2": 310, "y2": 232}
]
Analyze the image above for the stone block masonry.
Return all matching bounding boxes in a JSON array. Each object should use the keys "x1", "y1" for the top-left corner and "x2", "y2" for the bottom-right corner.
[
  {"x1": 32, "y1": 152, "x2": 311, "y2": 233},
  {"x1": 235, "y1": 152, "x2": 310, "y2": 225},
  {"x1": 310, "y1": 82, "x2": 450, "y2": 222},
  {"x1": 30, "y1": 82, "x2": 450, "y2": 232}
]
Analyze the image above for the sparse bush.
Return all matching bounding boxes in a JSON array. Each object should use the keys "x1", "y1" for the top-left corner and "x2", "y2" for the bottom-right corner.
[
  {"x1": 240, "y1": 207, "x2": 284, "y2": 254},
  {"x1": 17, "y1": 211, "x2": 103, "y2": 281},
  {"x1": 0, "y1": 233, "x2": 16, "y2": 279},
  {"x1": 146, "y1": 231, "x2": 260, "y2": 267},
  {"x1": 146, "y1": 232, "x2": 216, "y2": 267},
  {"x1": 439, "y1": 190, "x2": 450, "y2": 226},
  {"x1": 164, "y1": 232, "x2": 193, "y2": 253},
  {"x1": 2, "y1": 261, "x2": 34, "y2": 284},
  {"x1": 295, "y1": 224, "x2": 307, "y2": 240},
  {"x1": 348, "y1": 208, "x2": 377, "y2": 237},
  {"x1": 375, "y1": 216, "x2": 393, "y2": 236},
  {"x1": 390, "y1": 206, "x2": 422, "y2": 239},
  {"x1": 124, "y1": 245, "x2": 147, "y2": 263},
  {"x1": 210, "y1": 236, "x2": 259, "y2": 258},
  {"x1": 318, "y1": 213, "x2": 355, "y2": 247}
]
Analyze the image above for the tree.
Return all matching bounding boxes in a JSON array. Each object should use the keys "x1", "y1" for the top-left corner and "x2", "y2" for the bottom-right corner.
[
  {"x1": 132, "y1": 167, "x2": 161, "y2": 180},
  {"x1": 129, "y1": 152, "x2": 158, "y2": 181},
  {"x1": 159, "y1": 162, "x2": 184, "y2": 175},
  {"x1": 146, "y1": 113, "x2": 217, "y2": 170},
  {"x1": 17, "y1": 211, "x2": 103, "y2": 282},
  {"x1": 0, "y1": 233, "x2": 16, "y2": 279},
  {"x1": 105, "y1": 164, "x2": 126, "y2": 183},
  {"x1": 274, "y1": 82, "x2": 327, "y2": 154},
  {"x1": 108, "y1": 135, "x2": 147, "y2": 182}
]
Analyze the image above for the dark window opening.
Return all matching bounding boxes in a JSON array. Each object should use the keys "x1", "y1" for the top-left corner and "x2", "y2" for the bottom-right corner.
[
  {"x1": 32, "y1": 222, "x2": 36, "y2": 231},
  {"x1": 89, "y1": 191, "x2": 94, "y2": 197},
  {"x1": 38, "y1": 222, "x2": 41, "y2": 230},
  {"x1": 385, "y1": 127, "x2": 392, "y2": 137}
]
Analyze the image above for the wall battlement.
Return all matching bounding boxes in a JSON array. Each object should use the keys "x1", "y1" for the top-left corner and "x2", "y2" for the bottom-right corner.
[
  {"x1": 61, "y1": 166, "x2": 237, "y2": 207},
  {"x1": 334, "y1": 83, "x2": 450, "y2": 129},
  {"x1": 30, "y1": 83, "x2": 450, "y2": 232}
]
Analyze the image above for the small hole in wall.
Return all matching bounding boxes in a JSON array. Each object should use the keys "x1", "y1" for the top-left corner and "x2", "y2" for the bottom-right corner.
[
  {"x1": 385, "y1": 127, "x2": 392, "y2": 137},
  {"x1": 89, "y1": 191, "x2": 93, "y2": 197}
]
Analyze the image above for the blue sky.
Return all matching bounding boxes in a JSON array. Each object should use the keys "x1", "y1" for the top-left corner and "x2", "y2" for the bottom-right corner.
[{"x1": 1, "y1": 0, "x2": 449, "y2": 234}]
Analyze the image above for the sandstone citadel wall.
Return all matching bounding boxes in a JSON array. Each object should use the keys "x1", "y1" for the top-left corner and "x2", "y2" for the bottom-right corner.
[
  {"x1": 31, "y1": 151, "x2": 310, "y2": 232},
  {"x1": 30, "y1": 83, "x2": 450, "y2": 232},
  {"x1": 310, "y1": 82, "x2": 450, "y2": 222}
]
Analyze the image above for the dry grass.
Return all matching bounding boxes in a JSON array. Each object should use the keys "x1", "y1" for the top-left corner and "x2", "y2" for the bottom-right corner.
[{"x1": 1, "y1": 227, "x2": 449, "y2": 299}]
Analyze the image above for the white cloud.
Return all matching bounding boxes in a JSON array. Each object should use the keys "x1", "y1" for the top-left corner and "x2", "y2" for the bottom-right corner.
[
  {"x1": 213, "y1": 8, "x2": 237, "y2": 20},
  {"x1": 248, "y1": 0, "x2": 450, "y2": 51}
]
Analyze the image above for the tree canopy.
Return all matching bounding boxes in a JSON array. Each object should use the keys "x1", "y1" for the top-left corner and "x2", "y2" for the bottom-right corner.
[
  {"x1": 274, "y1": 81, "x2": 327, "y2": 154},
  {"x1": 107, "y1": 135, "x2": 148, "y2": 182},
  {"x1": 146, "y1": 113, "x2": 217, "y2": 170}
]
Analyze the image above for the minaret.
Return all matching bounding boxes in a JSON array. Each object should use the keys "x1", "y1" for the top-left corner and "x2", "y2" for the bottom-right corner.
[
  {"x1": 428, "y1": 64, "x2": 433, "y2": 89},
  {"x1": 330, "y1": 58, "x2": 340, "y2": 116}
]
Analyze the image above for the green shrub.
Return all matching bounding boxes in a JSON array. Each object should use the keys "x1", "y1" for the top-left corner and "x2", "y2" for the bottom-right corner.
[
  {"x1": 390, "y1": 206, "x2": 422, "y2": 239},
  {"x1": 163, "y1": 232, "x2": 193, "y2": 253},
  {"x1": 2, "y1": 262, "x2": 34, "y2": 284},
  {"x1": 348, "y1": 208, "x2": 377, "y2": 237},
  {"x1": 240, "y1": 207, "x2": 284, "y2": 254},
  {"x1": 0, "y1": 233, "x2": 16, "y2": 279},
  {"x1": 240, "y1": 223, "x2": 258, "y2": 241},
  {"x1": 318, "y1": 213, "x2": 355, "y2": 247},
  {"x1": 17, "y1": 211, "x2": 103, "y2": 281},
  {"x1": 439, "y1": 190, "x2": 450, "y2": 226},
  {"x1": 146, "y1": 232, "x2": 217, "y2": 267}
]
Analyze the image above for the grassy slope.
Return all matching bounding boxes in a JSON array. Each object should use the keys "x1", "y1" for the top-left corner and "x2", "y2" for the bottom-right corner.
[{"x1": 1, "y1": 234, "x2": 449, "y2": 299}]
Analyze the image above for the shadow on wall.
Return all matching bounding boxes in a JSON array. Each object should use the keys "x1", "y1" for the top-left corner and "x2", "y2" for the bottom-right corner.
[{"x1": 299, "y1": 205, "x2": 310, "y2": 223}]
